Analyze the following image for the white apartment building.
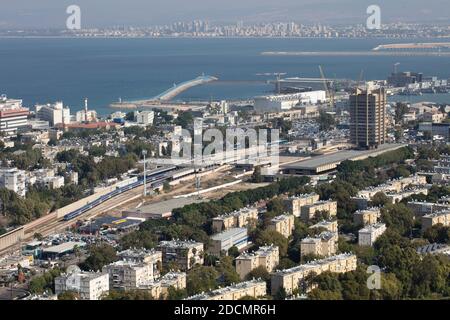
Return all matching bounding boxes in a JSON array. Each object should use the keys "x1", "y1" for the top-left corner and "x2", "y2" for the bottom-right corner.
[
  {"x1": 102, "y1": 261, "x2": 157, "y2": 291},
  {"x1": 55, "y1": 271, "x2": 109, "y2": 300},
  {"x1": 42, "y1": 176, "x2": 65, "y2": 189},
  {"x1": 353, "y1": 207, "x2": 381, "y2": 226},
  {"x1": 0, "y1": 95, "x2": 30, "y2": 134},
  {"x1": 309, "y1": 220, "x2": 338, "y2": 233},
  {"x1": 271, "y1": 253, "x2": 357, "y2": 295},
  {"x1": 118, "y1": 248, "x2": 162, "y2": 265},
  {"x1": 284, "y1": 193, "x2": 320, "y2": 217},
  {"x1": 29, "y1": 168, "x2": 65, "y2": 189},
  {"x1": 212, "y1": 207, "x2": 258, "y2": 232},
  {"x1": 352, "y1": 175, "x2": 428, "y2": 210},
  {"x1": 35, "y1": 102, "x2": 70, "y2": 126},
  {"x1": 407, "y1": 201, "x2": 450, "y2": 217},
  {"x1": 158, "y1": 240, "x2": 204, "y2": 271},
  {"x1": 186, "y1": 280, "x2": 267, "y2": 300},
  {"x1": 209, "y1": 228, "x2": 249, "y2": 256},
  {"x1": 268, "y1": 214, "x2": 296, "y2": 238},
  {"x1": 300, "y1": 200, "x2": 337, "y2": 221},
  {"x1": 137, "y1": 111, "x2": 155, "y2": 125},
  {"x1": 76, "y1": 109, "x2": 97, "y2": 123},
  {"x1": 358, "y1": 223, "x2": 387, "y2": 246},
  {"x1": 0, "y1": 168, "x2": 27, "y2": 197},
  {"x1": 300, "y1": 231, "x2": 337, "y2": 258},
  {"x1": 76, "y1": 99, "x2": 97, "y2": 123},
  {"x1": 117, "y1": 248, "x2": 162, "y2": 277},
  {"x1": 235, "y1": 245, "x2": 279, "y2": 279},
  {"x1": 422, "y1": 210, "x2": 450, "y2": 232},
  {"x1": 138, "y1": 272, "x2": 186, "y2": 299}
]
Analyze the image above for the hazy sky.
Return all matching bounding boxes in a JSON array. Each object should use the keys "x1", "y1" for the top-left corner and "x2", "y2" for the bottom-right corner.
[{"x1": 1, "y1": 0, "x2": 449, "y2": 29}]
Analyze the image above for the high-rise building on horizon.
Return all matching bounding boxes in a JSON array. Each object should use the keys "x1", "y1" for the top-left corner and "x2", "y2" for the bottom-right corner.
[{"x1": 349, "y1": 85, "x2": 387, "y2": 150}]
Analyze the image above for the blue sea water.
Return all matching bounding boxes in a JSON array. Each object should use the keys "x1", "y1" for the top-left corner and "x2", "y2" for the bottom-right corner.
[{"x1": 1, "y1": 37, "x2": 450, "y2": 115}]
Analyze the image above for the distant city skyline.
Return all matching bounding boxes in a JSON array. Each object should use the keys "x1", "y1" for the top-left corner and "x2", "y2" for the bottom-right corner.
[{"x1": 1, "y1": 0, "x2": 450, "y2": 29}]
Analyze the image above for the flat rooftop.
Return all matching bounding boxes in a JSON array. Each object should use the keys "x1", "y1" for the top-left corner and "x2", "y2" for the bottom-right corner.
[
  {"x1": 211, "y1": 227, "x2": 248, "y2": 241},
  {"x1": 273, "y1": 253, "x2": 355, "y2": 276},
  {"x1": 185, "y1": 280, "x2": 265, "y2": 300},
  {"x1": 42, "y1": 241, "x2": 86, "y2": 254},
  {"x1": 158, "y1": 240, "x2": 203, "y2": 249},
  {"x1": 359, "y1": 223, "x2": 386, "y2": 233},
  {"x1": 282, "y1": 144, "x2": 406, "y2": 174}
]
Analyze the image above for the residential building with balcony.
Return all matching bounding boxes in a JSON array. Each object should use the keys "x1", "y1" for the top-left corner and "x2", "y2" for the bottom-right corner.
[{"x1": 235, "y1": 245, "x2": 279, "y2": 280}]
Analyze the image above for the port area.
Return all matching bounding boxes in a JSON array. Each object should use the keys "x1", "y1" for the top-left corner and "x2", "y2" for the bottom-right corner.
[
  {"x1": 261, "y1": 51, "x2": 450, "y2": 56},
  {"x1": 373, "y1": 42, "x2": 450, "y2": 51}
]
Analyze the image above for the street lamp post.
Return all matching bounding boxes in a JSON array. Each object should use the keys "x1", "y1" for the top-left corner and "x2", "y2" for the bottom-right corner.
[{"x1": 142, "y1": 150, "x2": 148, "y2": 197}]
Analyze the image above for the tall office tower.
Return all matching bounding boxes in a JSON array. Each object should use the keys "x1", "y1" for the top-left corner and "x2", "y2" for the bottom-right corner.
[{"x1": 349, "y1": 85, "x2": 387, "y2": 149}]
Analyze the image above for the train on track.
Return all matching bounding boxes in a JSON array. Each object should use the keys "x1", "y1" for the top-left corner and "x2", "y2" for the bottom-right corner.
[{"x1": 62, "y1": 166, "x2": 176, "y2": 221}]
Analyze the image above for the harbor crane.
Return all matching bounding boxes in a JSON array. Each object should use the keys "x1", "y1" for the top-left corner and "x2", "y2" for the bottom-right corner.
[
  {"x1": 256, "y1": 72, "x2": 287, "y2": 94},
  {"x1": 393, "y1": 62, "x2": 400, "y2": 74},
  {"x1": 318, "y1": 65, "x2": 334, "y2": 110},
  {"x1": 358, "y1": 69, "x2": 365, "y2": 87}
]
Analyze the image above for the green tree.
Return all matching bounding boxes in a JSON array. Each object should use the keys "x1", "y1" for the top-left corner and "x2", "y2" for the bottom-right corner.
[
  {"x1": 216, "y1": 256, "x2": 240, "y2": 286},
  {"x1": 186, "y1": 265, "x2": 219, "y2": 296},
  {"x1": 175, "y1": 111, "x2": 194, "y2": 128},
  {"x1": 378, "y1": 273, "x2": 402, "y2": 300},
  {"x1": 410, "y1": 254, "x2": 449, "y2": 298},
  {"x1": 394, "y1": 102, "x2": 409, "y2": 123},
  {"x1": 28, "y1": 268, "x2": 62, "y2": 294},
  {"x1": 255, "y1": 229, "x2": 289, "y2": 256},
  {"x1": 103, "y1": 290, "x2": 154, "y2": 300},
  {"x1": 166, "y1": 287, "x2": 188, "y2": 300},
  {"x1": 309, "y1": 288, "x2": 343, "y2": 300},
  {"x1": 317, "y1": 111, "x2": 336, "y2": 131},
  {"x1": 58, "y1": 291, "x2": 80, "y2": 300},
  {"x1": 423, "y1": 224, "x2": 450, "y2": 244},
  {"x1": 370, "y1": 192, "x2": 391, "y2": 207},
  {"x1": 119, "y1": 230, "x2": 157, "y2": 250},
  {"x1": 227, "y1": 246, "x2": 240, "y2": 258},
  {"x1": 80, "y1": 244, "x2": 118, "y2": 271},
  {"x1": 245, "y1": 265, "x2": 270, "y2": 282},
  {"x1": 381, "y1": 203, "x2": 415, "y2": 236},
  {"x1": 273, "y1": 287, "x2": 287, "y2": 300}
]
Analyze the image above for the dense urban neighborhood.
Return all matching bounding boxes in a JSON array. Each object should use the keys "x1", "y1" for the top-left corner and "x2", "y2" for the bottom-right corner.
[
  {"x1": 1, "y1": 69, "x2": 450, "y2": 301},
  {"x1": 1, "y1": 2, "x2": 450, "y2": 305}
]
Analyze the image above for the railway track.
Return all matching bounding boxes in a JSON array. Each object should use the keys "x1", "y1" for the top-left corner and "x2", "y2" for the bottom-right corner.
[{"x1": 24, "y1": 185, "x2": 146, "y2": 239}]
